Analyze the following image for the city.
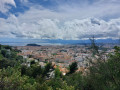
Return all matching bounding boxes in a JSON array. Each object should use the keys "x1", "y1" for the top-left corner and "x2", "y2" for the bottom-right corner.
[
  {"x1": 0, "y1": 0, "x2": 120, "y2": 89},
  {"x1": 15, "y1": 44, "x2": 114, "y2": 76}
]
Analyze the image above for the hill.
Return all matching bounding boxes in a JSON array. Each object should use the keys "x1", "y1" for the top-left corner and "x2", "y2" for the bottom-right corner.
[{"x1": 26, "y1": 43, "x2": 41, "y2": 46}]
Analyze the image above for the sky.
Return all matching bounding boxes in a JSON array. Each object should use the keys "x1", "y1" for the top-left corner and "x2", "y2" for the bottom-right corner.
[{"x1": 0, "y1": 0, "x2": 120, "y2": 40}]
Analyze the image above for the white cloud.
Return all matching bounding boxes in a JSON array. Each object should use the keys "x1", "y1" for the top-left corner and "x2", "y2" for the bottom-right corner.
[
  {"x1": 16, "y1": 0, "x2": 120, "y2": 21},
  {"x1": 0, "y1": 0, "x2": 16, "y2": 13},
  {"x1": 0, "y1": 0, "x2": 120, "y2": 40},
  {"x1": 0, "y1": 14, "x2": 120, "y2": 40},
  {"x1": 20, "y1": 0, "x2": 28, "y2": 2},
  {"x1": 56, "y1": 0, "x2": 120, "y2": 20}
]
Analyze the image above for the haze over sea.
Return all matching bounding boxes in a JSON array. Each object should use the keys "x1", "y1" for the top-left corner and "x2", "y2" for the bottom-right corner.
[{"x1": 0, "y1": 38, "x2": 119, "y2": 46}]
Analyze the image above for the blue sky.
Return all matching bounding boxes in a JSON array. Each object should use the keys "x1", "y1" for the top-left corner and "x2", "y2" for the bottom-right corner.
[
  {"x1": 1, "y1": 0, "x2": 120, "y2": 19},
  {"x1": 0, "y1": 0, "x2": 120, "y2": 41}
]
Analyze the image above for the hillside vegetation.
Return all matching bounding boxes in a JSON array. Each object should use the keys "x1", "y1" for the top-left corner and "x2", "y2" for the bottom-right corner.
[{"x1": 0, "y1": 44, "x2": 120, "y2": 90}]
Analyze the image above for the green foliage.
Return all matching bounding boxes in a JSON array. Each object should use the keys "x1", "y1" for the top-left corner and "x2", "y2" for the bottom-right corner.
[
  {"x1": 0, "y1": 45, "x2": 23, "y2": 69},
  {"x1": 64, "y1": 72, "x2": 84, "y2": 90},
  {"x1": 52, "y1": 53, "x2": 57, "y2": 56},
  {"x1": 47, "y1": 78, "x2": 74, "y2": 90},
  {"x1": 21, "y1": 62, "x2": 54, "y2": 79},
  {"x1": 68, "y1": 62, "x2": 78, "y2": 74},
  {"x1": 3, "y1": 45, "x2": 12, "y2": 50},
  {"x1": 55, "y1": 67, "x2": 62, "y2": 78},
  {"x1": 0, "y1": 44, "x2": 2, "y2": 49},
  {"x1": 36, "y1": 75, "x2": 45, "y2": 84},
  {"x1": 0, "y1": 59, "x2": 16, "y2": 69},
  {"x1": 89, "y1": 36, "x2": 99, "y2": 56},
  {"x1": 16, "y1": 55, "x2": 24, "y2": 63},
  {"x1": 1, "y1": 44, "x2": 120, "y2": 90},
  {"x1": 0, "y1": 54, "x2": 3, "y2": 60},
  {"x1": 43, "y1": 62, "x2": 53, "y2": 76},
  {"x1": 0, "y1": 67, "x2": 37, "y2": 90},
  {"x1": 1, "y1": 49, "x2": 7, "y2": 57},
  {"x1": 85, "y1": 46, "x2": 120, "y2": 90},
  {"x1": 30, "y1": 60, "x2": 36, "y2": 65},
  {"x1": 36, "y1": 83, "x2": 50, "y2": 90},
  {"x1": 28, "y1": 55, "x2": 33, "y2": 58},
  {"x1": 21, "y1": 65, "x2": 27, "y2": 76},
  {"x1": 31, "y1": 65, "x2": 42, "y2": 78}
]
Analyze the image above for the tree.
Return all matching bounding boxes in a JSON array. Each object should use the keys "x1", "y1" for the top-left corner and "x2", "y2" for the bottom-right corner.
[
  {"x1": 85, "y1": 46, "x2": 120, "y2": 90},
  {"x1": 3, "y1": 45, "x2": 12, "y2": 50},
  {"x1": 43, "y1": 62, "x2": 53, "y2": 76},
  {"x1": 68, "y1": 62, "x2": 78, "y2": 74},
  {"x1": 30, "y1": 60, "x2": 35, "y2": 65},
  {"x1": 55, "y1": 67, "x2": 61, "y2": 78},
  {"x1": 89, "y1": 36, "x2": 99, "y2": 56},
  {"x1": 0, "y1": 44, "x2": 2, "y2": 49},
  {"x1": 1, "y1": 49, "x2": 7, "y2": 57},
  {"x1": 0, "y1": 67, "x2": 37, "y2": 90},
  {"x1": 21, "y1": 65, "x2": 27, "y2": 76},
  {"x1": 32, "y1": 65, "x2": 42, "y2": 78},
  {"x1": 47, "y1": 78, "x2": 74, "y2": 90},
  {"x1": 0, "y1": 59, "x2": 16, "y2": 69},
  {"x1": 64, "y1": 72, "x2": 84, "y2": 90}
]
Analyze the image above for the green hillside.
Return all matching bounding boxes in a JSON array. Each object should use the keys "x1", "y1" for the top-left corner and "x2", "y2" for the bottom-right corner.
[{"x1": 0, "y1": 44, "x2": 120, "y2": 90}]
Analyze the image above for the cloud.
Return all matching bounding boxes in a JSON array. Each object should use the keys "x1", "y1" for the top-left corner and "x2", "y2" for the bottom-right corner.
[
  {"x1": 0, "y1": 0, "x2": 120, "y2": 40},
  {"x1": 0, "y1": 14, "x2": 120, "y2": 40},
  {"x1": 17, "y1": 0, "x2": 120, "y2": 20},
  {"x1": 56, "y1": 0, "x2": 120, "y2": 20},
  {"x1": 0, "y1": 0, "x2": 16, "y2": 13},
  {"x1": 20, "y1": 0, "x2": 28, "y2": 3}
]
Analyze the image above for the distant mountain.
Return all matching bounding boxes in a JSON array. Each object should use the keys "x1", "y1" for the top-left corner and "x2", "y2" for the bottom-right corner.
[
  {"x1": 0, "y1": 38, "x2": 119, "y2": 46},
  {"x1": 26, "y1": 44, "x2": 41, "y2": 46}
]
